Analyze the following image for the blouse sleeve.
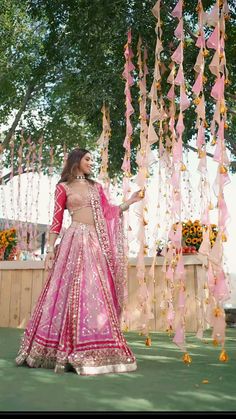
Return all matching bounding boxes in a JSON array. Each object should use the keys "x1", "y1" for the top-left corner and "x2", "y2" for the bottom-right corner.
[{"x1": 49, "y1": 183, "x2": 67, "y2": 234}]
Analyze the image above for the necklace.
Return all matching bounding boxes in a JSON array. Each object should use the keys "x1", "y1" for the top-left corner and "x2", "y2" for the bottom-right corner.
[{"x1": 76, "y1": 175, "x2": 86, "y2": 180}]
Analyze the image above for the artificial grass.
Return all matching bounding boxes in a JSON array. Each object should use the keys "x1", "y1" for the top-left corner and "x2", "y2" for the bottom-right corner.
[{"x1": 0, "y1": 327, "x2": 236, "y2": 412}]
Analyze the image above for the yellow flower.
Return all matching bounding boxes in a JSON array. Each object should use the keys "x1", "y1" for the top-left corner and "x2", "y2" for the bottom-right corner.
[
  {"x1": 0, "y1": 228, "x2": 18, "y2": 257},
  {"x1": 181, "y1": 220, "x2": 218, "y2": 252}
]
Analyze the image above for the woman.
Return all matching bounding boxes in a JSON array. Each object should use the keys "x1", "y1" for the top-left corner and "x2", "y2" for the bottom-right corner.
[{"x1": 16, "y1": 148, "x2": 144, "y2": 375}]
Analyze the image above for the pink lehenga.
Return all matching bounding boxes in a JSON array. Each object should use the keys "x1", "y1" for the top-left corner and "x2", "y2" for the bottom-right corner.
[{"x1": 15, "y1": 181, "x2": 137, "y2": 375}]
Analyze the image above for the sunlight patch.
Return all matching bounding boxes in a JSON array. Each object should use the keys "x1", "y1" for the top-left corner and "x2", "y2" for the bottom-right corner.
[{"x1": 99, "y1": 396, "x2": 154, "y2": 411}]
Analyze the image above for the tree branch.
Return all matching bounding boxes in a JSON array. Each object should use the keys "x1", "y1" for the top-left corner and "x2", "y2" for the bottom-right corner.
[
  {"x1": 161, "y1": 3, "x2": 197, "y2": 42},
  {"x1": 0, "y1": 166, "x2": 31, "y2": 185},
  {"x1": 225, "y1": 132, "x2": 236, "y2": 155},
  {"x1": 226, "y1": 91, "x2": 236, "y2": 101},
  {"x1": 185, "y1": 144, "x2": 213, "y2": 158},
  {"x1": 185, "y1": 144, "x2": 236, "y2": 169},
  {"x1": 228, "y1": 108, "x2": 236, "y2": 116}
]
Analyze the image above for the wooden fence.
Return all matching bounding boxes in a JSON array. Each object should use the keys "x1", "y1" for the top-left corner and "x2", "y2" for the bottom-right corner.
[{"x1": 0, "y1": 256, "x2": 206, "y2": 331}]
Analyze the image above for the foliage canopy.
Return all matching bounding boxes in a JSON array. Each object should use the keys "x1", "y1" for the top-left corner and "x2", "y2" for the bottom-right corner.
[{"x1": 0, "y1": 0, "x2": 235, "y2": 177}]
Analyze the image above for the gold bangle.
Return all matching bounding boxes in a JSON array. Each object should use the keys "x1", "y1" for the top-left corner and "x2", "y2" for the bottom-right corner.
[{"x1": 120, "y1": 202, "x2": 129, "y2": 212}]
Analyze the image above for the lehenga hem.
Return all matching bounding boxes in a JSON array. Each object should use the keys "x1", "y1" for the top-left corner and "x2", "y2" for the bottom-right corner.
[
  {"x1": 73, "y1": 361, "x2": 137, "y2": 376},
  {"x1": 16, "y1": 354, "x2": 137, "y2": 376}
]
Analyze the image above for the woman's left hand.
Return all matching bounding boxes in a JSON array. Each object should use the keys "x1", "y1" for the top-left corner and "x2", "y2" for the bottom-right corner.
[{"x1": 130, "y1": 189, "x2": 145, "y2": 204}]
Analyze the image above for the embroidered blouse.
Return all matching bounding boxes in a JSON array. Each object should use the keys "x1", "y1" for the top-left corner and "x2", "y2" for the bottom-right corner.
[
  {"x1": 50, "y1": 182, "x2": 91, "y2": 234},
  {"x1": 50, "y1": 181, "x2": 122, "y2": 234}
]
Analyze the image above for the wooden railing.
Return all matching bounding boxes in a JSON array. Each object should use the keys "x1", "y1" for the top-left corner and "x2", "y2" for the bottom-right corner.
[{"x1": 0, "y1": 256, "x2": 207, "y2": 331}]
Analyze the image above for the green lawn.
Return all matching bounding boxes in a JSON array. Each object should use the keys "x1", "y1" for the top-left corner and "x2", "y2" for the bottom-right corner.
[{"x1": 0, "y1": 327, "x2": 236, "y2": 412}]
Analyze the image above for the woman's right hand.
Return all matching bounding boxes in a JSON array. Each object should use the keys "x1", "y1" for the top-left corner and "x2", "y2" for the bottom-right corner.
[{"x1": 45, "y1": 251, "x2": 55, "y2": 271}]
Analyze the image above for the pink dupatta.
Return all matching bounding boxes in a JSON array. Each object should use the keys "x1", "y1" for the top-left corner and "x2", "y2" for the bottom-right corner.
[{"x1": 89, "y1": 182, "x2": 128, "y2": 320}]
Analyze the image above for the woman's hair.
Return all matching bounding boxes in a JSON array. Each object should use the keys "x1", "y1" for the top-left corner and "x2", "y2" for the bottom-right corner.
[{"x1": 58, "y1": 148, "x2": 95, "y2": 184}]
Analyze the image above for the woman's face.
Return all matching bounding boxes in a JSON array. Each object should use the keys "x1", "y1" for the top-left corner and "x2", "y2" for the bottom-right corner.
[{"x1": 79, "y1": 152, "x2": 93, "y2": 175}]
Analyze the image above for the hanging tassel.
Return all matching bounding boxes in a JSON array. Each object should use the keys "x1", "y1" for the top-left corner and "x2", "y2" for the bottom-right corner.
[
  {"x1": 221, "y1": 233, "x2": 227, "y2": 242},
  {"x1": 219, "y1": 165, "x2": 228, "y2": 174},
  {"x1": 213, "y1": 339, "x2": 219, "y2": 346},
  {"x1": 166, "y1": 325, "x2": 173, "y2": 336},
  {"x1": 138, "y1": 189, "x2": 145, "y2": 198},
  {"x1": 182, "y1": 352, "x2": 192, "y2": 364},
  {"x1": 180, "y1": 162, "x2": 187, "y2": 171},
  {"x1": 219, "y1": 349, "x2": 229, "y2": 362},
  {"x1": 145, "y1": 336, "x2": 152, "y2": 346}
]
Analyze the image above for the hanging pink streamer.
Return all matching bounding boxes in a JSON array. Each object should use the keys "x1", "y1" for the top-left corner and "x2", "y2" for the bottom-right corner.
[
  {"x1": 192, "y1": 72, "x2": 203, "y2": 96},
  {"x1": 173, "y1": 325, "x2": 186, "y2": 351},
  {"x1": 174, "y1": 18, "x2": 184, "y2": 40},
  {"x1": 175, "y1": 65, "x2": 184, "y2": 85},
  {"x1": 171, "y1": 43, "x2": 183, "y2": 65},
  {"x1": 171, "y1": 0, "x2": 183, "y2": 19},
  {"x1": 206, "y1": 26, "x2": 219, "y2": 50}
]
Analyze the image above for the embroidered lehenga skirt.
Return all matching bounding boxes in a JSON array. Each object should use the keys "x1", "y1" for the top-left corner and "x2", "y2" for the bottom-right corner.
[{"x1": 16, "y1": 222, "x2": 137, "y2": 375}]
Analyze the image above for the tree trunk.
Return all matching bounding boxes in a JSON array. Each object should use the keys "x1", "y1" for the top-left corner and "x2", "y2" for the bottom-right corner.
[{"x1": 3, "y1": 82, "x2": 36, "y2": 149}]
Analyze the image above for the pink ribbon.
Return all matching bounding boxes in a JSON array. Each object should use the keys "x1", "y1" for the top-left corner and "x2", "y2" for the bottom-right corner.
[
  {"x1": 176, "y1": 112, "x2": 185, "y2": 135},
  {"x1": 211, "y1": 75, "x2": 224, "y2": 101},
  {"x1": 171, "y1": 43, "x2": 183, "y2": 65},
  {"x1": 167, "y1": 84, "x2": 175, "y2": 100},
  {"x1": 180, "y1": 87, "x2": 190, "y2": 111},
  {"x1": 206, "y1": 26, "x2": 219, "y2": 50},
  {"x1": 175, "y1": 65, "x2": 184, "y2": 85},
  {"x1": 192, "y1": 72, "x2": 203, "y2": 96},
  {"x1": 171, "y1": 0, "x2": 183, "y2": 19},
  {"x1": 174, "y1": 18, "x2": 184, "y2": 40},
  {"x1": 173, "y1": 325, "x2": 186, "y2": 351}
]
